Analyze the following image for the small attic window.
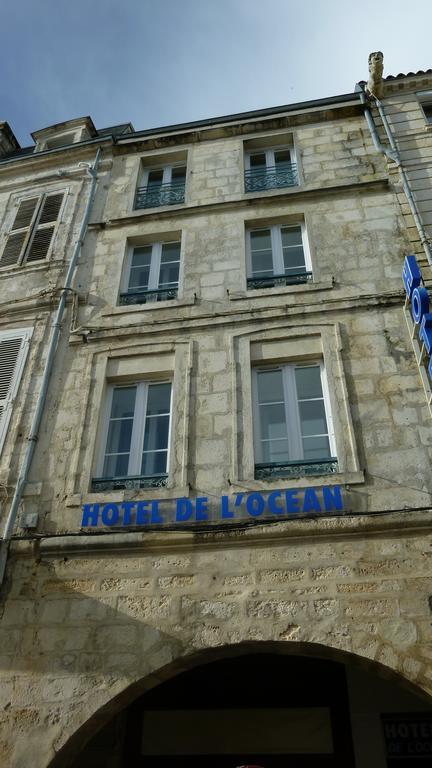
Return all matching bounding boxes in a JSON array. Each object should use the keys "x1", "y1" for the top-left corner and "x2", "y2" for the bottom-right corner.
[{"x1": 44, "y1": 132, "x2": 76, "y2": 150}]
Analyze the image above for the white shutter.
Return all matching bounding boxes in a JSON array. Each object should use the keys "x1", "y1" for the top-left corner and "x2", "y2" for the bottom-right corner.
[
  {"x1": 26, "y1": 193, "x2": 64, "y2": 264},
  {"x1": 0, "y1": 328, "x2": 32, "y2": 455},
  {"x1": 0, "y1": 197, "x2": 39, "y2": 268}
]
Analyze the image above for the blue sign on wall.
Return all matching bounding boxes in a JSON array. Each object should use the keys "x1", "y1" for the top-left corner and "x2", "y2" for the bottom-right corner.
[
  {"x1": 81, "y1": 485, "x2": 344, "y2": 528},
  {"x1": 403, "y1": 254, "x2": 432, "y2": 377}
]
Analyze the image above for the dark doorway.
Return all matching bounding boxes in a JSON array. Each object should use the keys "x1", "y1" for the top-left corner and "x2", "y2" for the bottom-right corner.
[{"x1": 123, "y1": 653, "x2": 355, "y2": 768}]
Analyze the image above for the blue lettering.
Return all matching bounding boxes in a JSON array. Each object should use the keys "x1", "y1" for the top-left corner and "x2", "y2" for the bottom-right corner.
[
  {"x1": 151, "y1": 500, "x2": 163, "y2": 524},
  {"x1": 121, "y1": 502, "x2": 135, "y2": 525},
  {"x1": 268, "y1": 490, "x2": 283, "y2": 514},
  {"x1": 101, "y1": 503, "x2": 119, "y2": 526},
  {"x1": 220, "y1": 495, "x2": 234, "y2": 518},
  {"x1": 419, "y1": 313, "x2": 432, "y2": 355},
  {"x1": 195, "y1": 497, "x2": 208, "y2": 521},
  {"x1": 302, "y1": 487, "x2": 321, "y2": 513},
  {"x1": 323, "y1": 485, "x2": 343, "y2": 511},
  {"x1": 81, "y1": 503, "x2": 99, "y2": 527},
  {"x1": 136, "y1": 501, "x2": 150, "y2": 524},
  {"x1": 246, "y1": 492, "x2": 265, "y2": 517},
  {"x1": 176, "y1": 498, "x2": 193, "y2": 522},
  {"x1": 402, "y1": 255, "x2": 421, "y2": 299},
  {"x1": 411, "y1": 286, "x2": 429, "y2": 325},
  {"x1": 235, "y1": 493, "x2": 244, "y2": 507},
  {"x1": 285, "y1": 489, "x2": 299, "y2": 513}
]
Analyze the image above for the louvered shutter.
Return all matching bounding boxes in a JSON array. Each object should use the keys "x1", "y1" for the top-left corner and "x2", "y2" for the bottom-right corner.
[
  {"x1": 26, "y1": 193, "x2": 64, "y2": 264},
  {"x1": 0, "y1": 329, "x2": 32, "y2": 455},
  {"x1": 0, "y1": 197, "x2": 39, "y2": 268}
]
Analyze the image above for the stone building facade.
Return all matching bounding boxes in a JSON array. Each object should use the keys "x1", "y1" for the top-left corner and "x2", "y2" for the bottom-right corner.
[{"x1": 0, "y1": 62, "x2": 432, "y2": 767}]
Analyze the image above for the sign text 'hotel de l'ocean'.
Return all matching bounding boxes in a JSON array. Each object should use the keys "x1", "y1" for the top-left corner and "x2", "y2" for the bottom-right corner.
[{"x1": 81, "y1": 485, "x2": 344, "y2": 528}]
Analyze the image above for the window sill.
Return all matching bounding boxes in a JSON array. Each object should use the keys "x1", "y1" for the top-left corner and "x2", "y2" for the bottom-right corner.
[
  {"x1": 65, "y1": 483, "x2": 191, "y2": 507},
  {"x1": 0, "y1": 259, "x2": 59, "y2": 276},
  {"x1": 229, "y1": 278, "x2": 334, "y2": 301},
  {"x1": 232, "y1": 469, "x2": 365, "y2": 493},
  {"x1": 101, "y1": 296, "x2": 196, "y2": 317}
]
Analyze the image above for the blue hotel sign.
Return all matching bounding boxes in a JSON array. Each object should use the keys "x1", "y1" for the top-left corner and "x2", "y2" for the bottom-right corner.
[
  {"x1": 403, "y1": 254, "x2": 432, "y2": 377},
  {"x1": 81, "y1": 485, "x2": 344, "y2": 527}
]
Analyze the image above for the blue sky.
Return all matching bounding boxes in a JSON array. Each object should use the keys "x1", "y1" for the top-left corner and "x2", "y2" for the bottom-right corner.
[{"x1": 1, "y1": 0, "x2": 432, "y2": 146}]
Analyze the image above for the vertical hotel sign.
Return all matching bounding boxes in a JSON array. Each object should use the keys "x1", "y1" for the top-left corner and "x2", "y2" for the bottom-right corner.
[{"x1": 402, "y1": 255, "x2": 432, "y2": 414}]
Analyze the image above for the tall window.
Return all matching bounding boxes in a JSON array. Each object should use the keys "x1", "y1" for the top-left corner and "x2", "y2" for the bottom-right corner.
[
  {"x1": 120, "y1": 241, "x2": 181, "y2": 305},
  {"x1": 135, "y1": 165, "x2": 186, "y2": 209},
  {"x1": 244, "y1": 147, "x2": 297, "y2": 192},
  {"x1": 0, "y1": 193, "x2": 64, "y2": 268},
  {"x1": 93, "y1": 381, "x2": 172, "y2": 491},
  {"x1": 0, "y1": 328, "x2": 32, "y2": 455},
  {"x1": 247, "y1": 224, "x2": 311, "y2": 290},
  {"x1": 252, "y1": 363, "x2": 336, "y2": 477}
]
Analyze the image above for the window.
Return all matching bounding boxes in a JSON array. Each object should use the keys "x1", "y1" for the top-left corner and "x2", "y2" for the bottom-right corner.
[
  {"x1": 246, "y1": 224, "x2": 311, "y2": 290},
  {"x1": 135, "y1": 164, "x2": 186, "y2": 209},
  {"x1": 44, "y1": 133, "x2": 76, "y2": 150},
  {"x1": 245, "y1": 147, "x2": 297, "y2": 193},
  {"x1": 92, "y1": 381, "x2": 172, "y2": 491},
  {"x1": 120, "y1": 241, "x2": 181, "y2": 305},
  {"x1": 0, "y1": 192, "x2": 64, "y2": 269},
  {"x1": 417, "y1": 91, "x2": 432, "y2": 125},
  {"x1": 0, "y1": 328, "x2": 32, "y2": 456},
  {"x1": 252, "y1": 363, "x2": 336, "y2": 479},
  {"x1": 422, "y1": 104, "x2": 432, "y2": 124}
]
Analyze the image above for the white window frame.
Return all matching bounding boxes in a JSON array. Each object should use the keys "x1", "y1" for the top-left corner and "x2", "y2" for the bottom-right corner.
[
  {"x1": 244, "y1": 145, "x2": 295, "y2": 172},
  {"x1": 96, "y1": 380, "x2": 173, "y2": 478},
  {"x1": 252, "y1": 362, "x2": 336, "y2": 465},
  {"x1": 246, "y1": 223, "x2": 311, "y2": 279},
  {"x1": 140, "y1": 163, "x2": 187, "y2": 188},
  {"x1": 121, "y1": 240, "x2": 181, "y2": 297},
  {"x1": 0, "y1": 327, "x2": 32, "y2": 456}
]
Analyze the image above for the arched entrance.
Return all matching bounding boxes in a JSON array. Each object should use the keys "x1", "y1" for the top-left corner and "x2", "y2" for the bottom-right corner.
[{"x1": 52, "y1": 643, "x2": 432, "y2": 768}]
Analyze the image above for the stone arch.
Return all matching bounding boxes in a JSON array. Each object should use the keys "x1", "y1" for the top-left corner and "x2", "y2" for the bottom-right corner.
[{"x1": 47, "y1": 639, "x2": 432, "y2": 768}]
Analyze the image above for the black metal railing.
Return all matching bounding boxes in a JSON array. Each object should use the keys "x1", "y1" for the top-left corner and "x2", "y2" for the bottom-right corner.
[
  {"x1": 119, "y1": 286, "x2": 178, "y2": 305},
  {"x1": 244, "y1": 163, "x2": 298, "y2": 193},
  {"x1": 135, "y1": 181, "x2": 185, "y2": 209},
  {"x1": 91, "y1": 474, "x2": 168, "y2": 492},
  {"x1": 247, "y1": 271, "x2": 312, "y2": 290},
  {"x1": 254, "y1": 457, "x2": 338, "y2": 481}
]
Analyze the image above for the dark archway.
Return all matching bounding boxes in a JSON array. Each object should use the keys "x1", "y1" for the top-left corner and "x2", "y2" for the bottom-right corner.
[{"x1": 49, "y1": 642, "x2": 432, "y2": 768}]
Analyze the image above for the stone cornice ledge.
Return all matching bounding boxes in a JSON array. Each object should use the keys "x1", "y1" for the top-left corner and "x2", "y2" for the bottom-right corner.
[{"x1": 10, "y1": 508, "x2": 432, "y2": 558}]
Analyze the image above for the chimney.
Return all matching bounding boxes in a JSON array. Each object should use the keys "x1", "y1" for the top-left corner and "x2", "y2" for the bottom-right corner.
[{"x1": 0, "y1": 122, "x2": 20, "y2": 158}]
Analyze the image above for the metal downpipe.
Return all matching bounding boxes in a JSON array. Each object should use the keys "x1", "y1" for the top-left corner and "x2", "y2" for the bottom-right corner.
[{"x1": 0, "y1": 148, "x2": 102, "y2": 586}]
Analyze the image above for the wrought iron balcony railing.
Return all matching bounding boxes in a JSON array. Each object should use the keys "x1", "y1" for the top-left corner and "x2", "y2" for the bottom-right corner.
[
  {"x1": 119, "y1": 286, "x2": 178, "y2": 305},
  {"x1": 135, "y1": 181, "x2": 185, "y2": 209},
  {"x1": 254, "y1": 457, "x2": 338, "y2": 481},
  {"x1": 247, "y1": 271, "x2": 312, "y2": 290},
  {"x1": 244, "y1": 163, "x2": 298, "y2": 193},
  {"x1": 91, "y1": 474, "x2": 168, "y2": 492}
]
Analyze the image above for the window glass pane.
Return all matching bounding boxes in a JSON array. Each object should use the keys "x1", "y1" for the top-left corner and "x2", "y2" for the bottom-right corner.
[
  {"x1": 259, "y1": 403, "x2": 287, "y2": 441},
  {"x1": 131, "y1": 247, "x2": 152, "y2": 267},
  {"x1": 129, "y1": 247, "x2": 151, "y2": 290},
  {"x1": 143, "y1": 414, "x2": 170, "y2": 452},
  {"x1": 160, "y1": 243, "x2": 180, "y2": 262},
  {"x1": 146, "y1": 383, "x2": 171, "y2": 416},
  {"x1": 261, "y1": 439, "x2": 290, "y2": 463},
  {"x1": 274, "y1": 149, "x2": 291, "y2": 166},
  {"x1": 249, "y1": 153, "x2": 266, "y2": 168},
  {"x1": 257, "y1": 369, "x2": 284, "y2": 404},
  {"x1": 110, "y1": 387, "x2": 136, "y2": 419},
  {"x1": 171, "y1": 166, "x2": 186, "y2": 182},
  {"x1": 103, "y1": 453, "x2": 130, "y2": 477},
  {"x1": 147, "y1": 170, "x2": 163, "y2": 187},
  {"x1": 159, "y1": 262, "x2": 180, "y2": 287},
  {"x1": 302, "y1": 435, "x2": 331, "y2": 460},
  {"x1": 141, "y1": 450, "x2": 168, "y2": 475},
  {"x1": 283, "y1": 246, "x2": 306, "y2": 273},
  {"x1": 295, "y1": 367, "x2": 323, "y2": 400},
  {"x1": 105, "y1": 419, "x2": 133, "y2": 454},
  {"x1": 281, "y1": 227, "x2": 302, "y2": 247},
  {"x1": 250, "y1": 229, "x2": 273, "y2": 275},
  {"x1": 298, "y1": 400, "x2": 328, "y2": 437}
]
